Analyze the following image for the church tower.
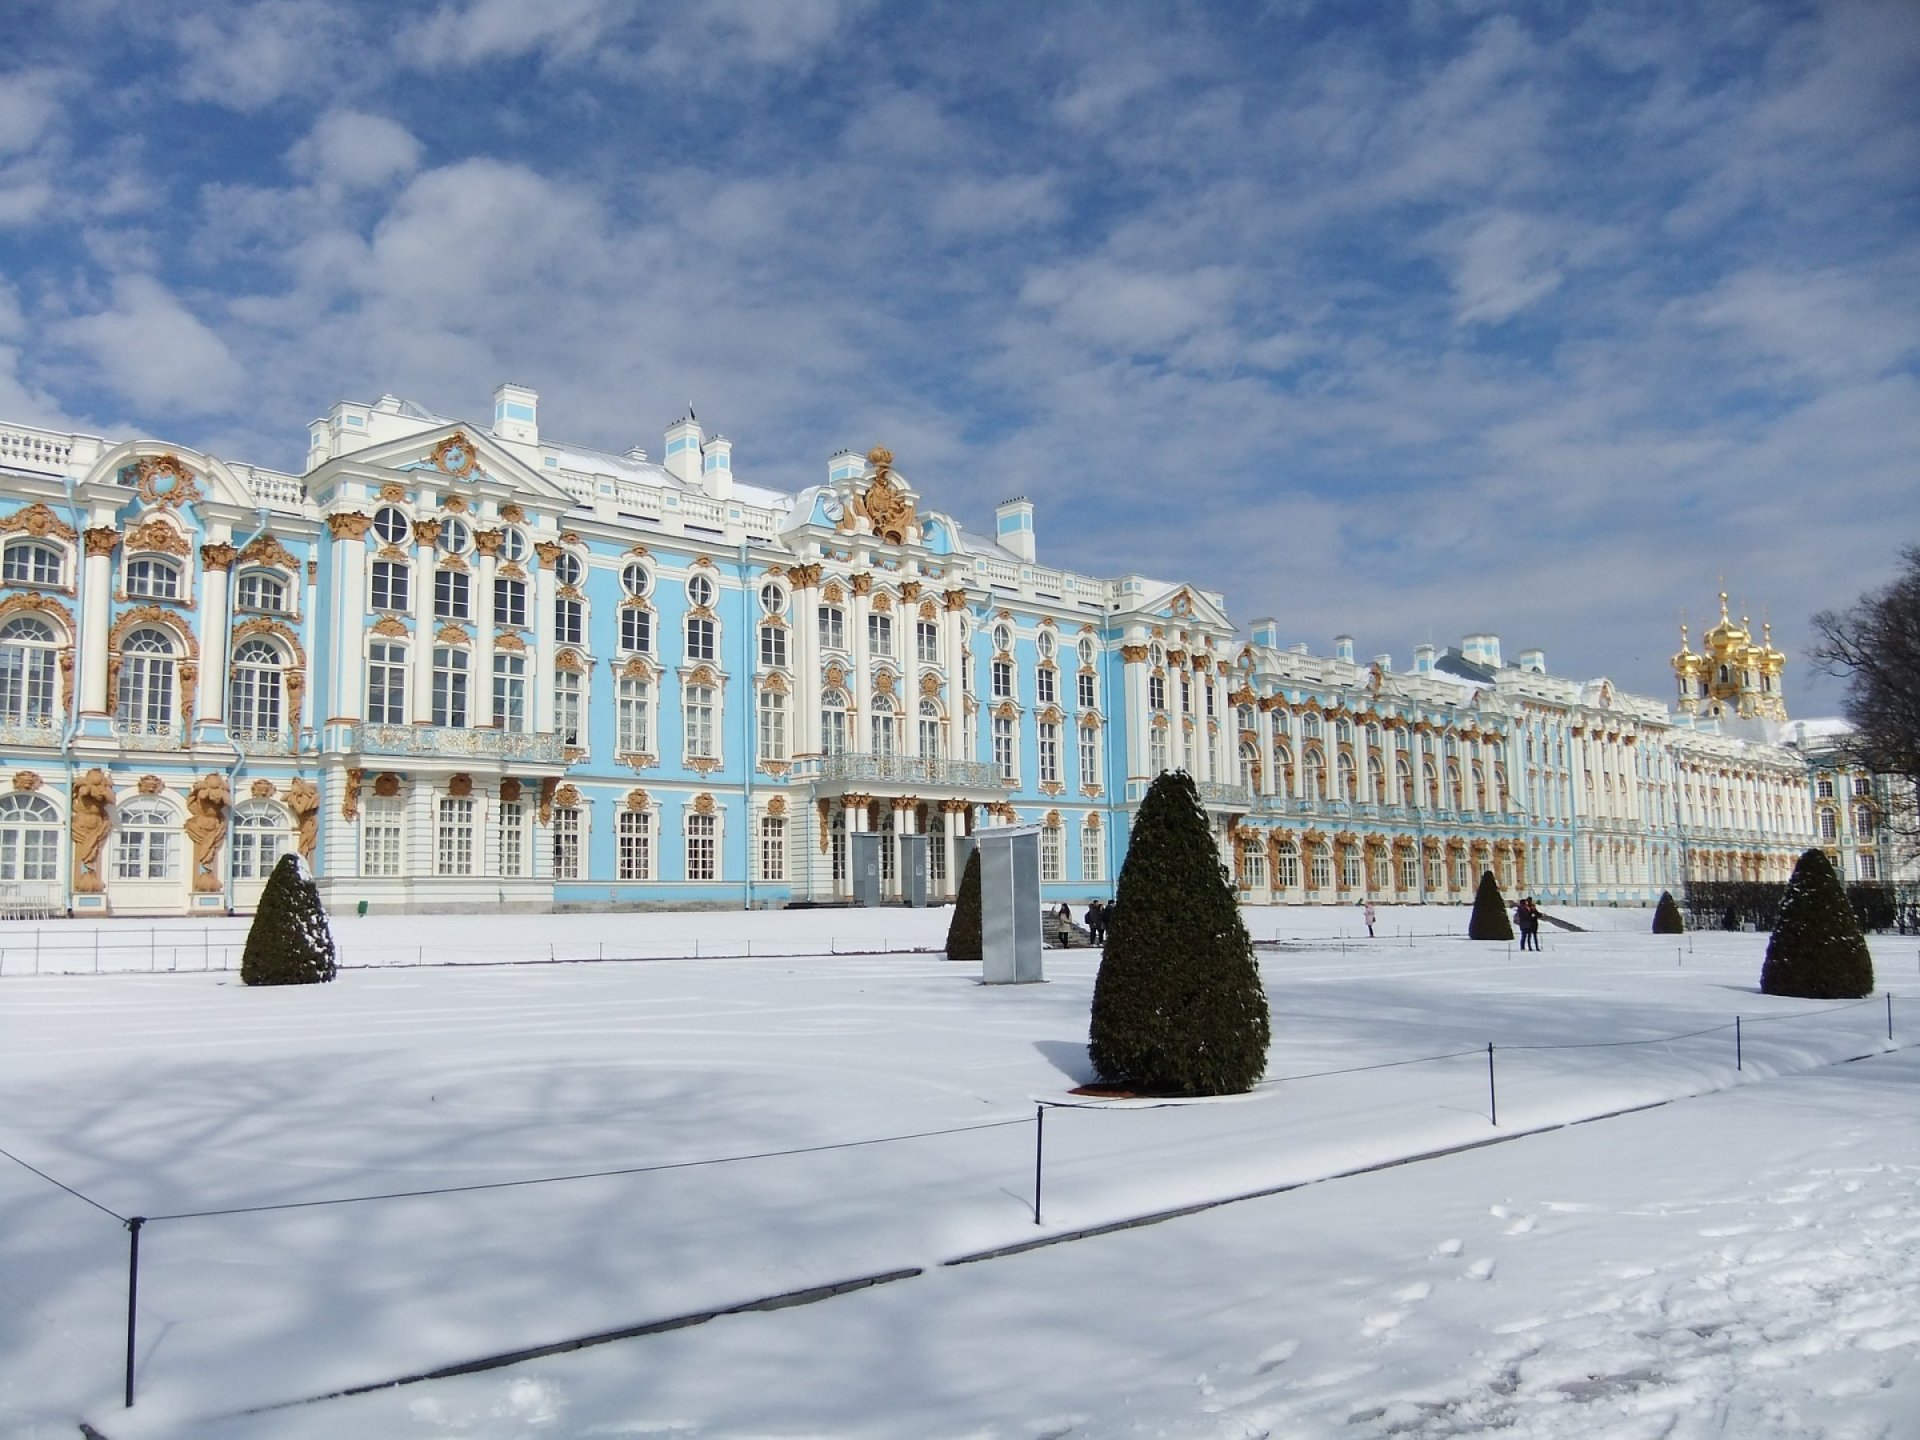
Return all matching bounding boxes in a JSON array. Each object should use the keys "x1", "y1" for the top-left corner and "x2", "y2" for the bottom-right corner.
[{"x1": 1678, "y1": 592, "x2": 1787, "y2": 722}]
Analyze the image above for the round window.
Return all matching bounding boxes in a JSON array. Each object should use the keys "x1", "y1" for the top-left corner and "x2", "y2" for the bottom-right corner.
[
  {"x1": 552, "y1": 551, "x2": 583, "y2": 588},
  {"x1": 1079, "y1": 636, "x2": 1097, "y2": 667},
  {"x1": 373, "y1": 507, "x2": 410, "y2": 545},
  {"x1": 993, "y1": 624, "x2": 1012, "y2": 654},
  {"x1": 621, "y1": 561, "x2": 652, "y2": 598},
  {"x1": 500, "y1": 527, "x2": 528, "y2": 563},
  {"x1": 1036, "y1": 630, "x2": 1056, "y2": 660},
  {"x1": 687, "y1": 573, "x2": 715, "y2": 609},
  {"x1": 439, "y1": 517, "x2": 472, "y2": 555},
  {"x1": 759, "y1": 581, "x2": 785, "y2": 616}
]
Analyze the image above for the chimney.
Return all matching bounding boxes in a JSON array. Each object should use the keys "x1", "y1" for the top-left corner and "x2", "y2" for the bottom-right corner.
[
  {"x1": 1372, "y1": 652, "x2": 1393, "y2": 672},
  {"x1": 827, "y1": 449, "x2": 863, "y2": 484},
  {"x1": 1414, "y1": 643, "x2": 1436, "y2": 674},
  {"x1": 1335, "y1": 634, "x2": 1356, "y2": 663},
  {"x1": 492, "y1": 383, "x2": 538, "y2": 445},
  {"x1": 995, "y1": 496, "x2": 1036, "y2": 562},
  {"x1": 664, "y1": 415, "x2": 703, "y2": 485},
  {"x1": 1518, "y1": 648, "x2": 1546, "y2": 673},
  {"x1": 1250, "y1": 617, "x2": 1279, "y2": 649},
  {"x1": 701, "y1": 435, "x2": 733, "y2": 501},
  {"x1": 1462, "y1": 633, "x2": 1503, "y2": 668},
  {"x1": 624, "y1": 444, "x2": 649, "y2": 464}
]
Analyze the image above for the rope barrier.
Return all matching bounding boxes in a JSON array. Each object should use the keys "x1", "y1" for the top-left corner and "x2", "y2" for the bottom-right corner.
[{"x1": 0, "y1": 1143, "x2": 127, "y2": 1223}]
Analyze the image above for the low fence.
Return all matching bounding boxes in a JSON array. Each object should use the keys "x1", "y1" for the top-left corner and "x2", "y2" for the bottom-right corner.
[{"x1": 1, "y1": 985, "x2": 1906, "y2": 1419}]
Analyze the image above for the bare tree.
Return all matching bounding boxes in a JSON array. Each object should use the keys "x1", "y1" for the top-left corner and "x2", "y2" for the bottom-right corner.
[{"x1": 1811, "y1": 544, "x2": 1920, "y2": 851}]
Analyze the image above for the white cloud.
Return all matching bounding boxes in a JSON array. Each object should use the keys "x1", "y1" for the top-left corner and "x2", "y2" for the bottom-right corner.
[
  {"x1": 927, "y1": 175, "x2": 1063, "y2": 237},
  {"x1": 288, "y1": 111, "x2": 424, "y2": 192},
  {"x1": 1020, "y1": 261, "x2": 1240, "y2": 355},
  {"x1": 0, "y1": 69, "x2": 63, "y2": 157},
  {"x1": 174, "y1": 1, "x2": 359, "y2": 110},
  {"x1": 404, "y1": 0, "x2": 636, "y2": 68},
  {"x1": 1441, "y1": 211, "x2": 1567, "y2": 325},
  {"x1": 1690, "y1": 266, "x2": 1920, "y2": 384},
  {"x1": 56, "y1": 276, "x2": 243, "y2": 414}
]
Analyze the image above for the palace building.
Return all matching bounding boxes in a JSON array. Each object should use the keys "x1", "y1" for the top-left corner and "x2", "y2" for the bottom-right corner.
[{"x1": 0, "y1": 384, "x2": 1862, "y2": 918}]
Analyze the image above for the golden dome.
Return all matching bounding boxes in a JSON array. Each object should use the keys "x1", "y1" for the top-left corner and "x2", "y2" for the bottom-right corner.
[
  {"x1": 1759, "y1": 621, "x2": 1786, "y2": 673},
  {"x1": 1670, "y1": 623, "x2": 1704, "y2": 674},
  {"x1": 1701, "y1": 591, "x2": 1748, "y2": 655}
]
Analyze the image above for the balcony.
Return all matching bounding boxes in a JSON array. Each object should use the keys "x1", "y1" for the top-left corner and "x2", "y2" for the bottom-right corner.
[
  {"x1": 1194, "y1": 780, "x2": 1254, "y2": 810},
  {"x1": 230, "y1": 728, "x2": 294, "y2": 756},
  {"x1": 110, "y1": 718, "x2": 186, "y2": 751},
  {"x1": 341, "y1": 724, "x2": 567, "y2": 765},
  {"x1": 815, "y1": 752, "x2": 1001, "y2": 789},
  {"x1": 0, "y1": 715, "x2": 59, "y2": 748}
]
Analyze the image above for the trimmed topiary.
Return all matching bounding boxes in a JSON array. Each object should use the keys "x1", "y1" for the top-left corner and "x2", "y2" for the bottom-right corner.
[
  {"x1": 1652, "y1": 891, "x2": 1685, "y2": 934},
  {"x1": 1761, "y1": 847, "x2": 1873, "y2": 999},
  {"x1": 1088, "y1": 770, "x2": 1270, "y2": 1096},
  {"x1": 241, "y1": 852, "x2": 338, "y2": 986},
  {"x1": 1468, "y1": 869, "x2": 1514, "y2": 941},
  {"x1": 944, "y1": 846, "x2": 982, "y2": 962}
]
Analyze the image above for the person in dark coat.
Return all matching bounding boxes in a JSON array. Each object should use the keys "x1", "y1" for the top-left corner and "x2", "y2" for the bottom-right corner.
[{"x1": 1085, "y1": 899, "x2": 1105, "y2": 945}]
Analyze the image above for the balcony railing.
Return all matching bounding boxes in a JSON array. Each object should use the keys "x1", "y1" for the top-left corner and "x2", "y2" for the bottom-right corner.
[
  {"x1": 0, "y1": 715, "x2": 59, "y2": 748},
  {"x1": 342, "y1": 724, "x2": 566, "y2": 764},
  {"x1": 230, "y1": 729, "x2": 295, "y2": 756},
  {"x1": 816, "y1": 752, "x2": 1001, "y2": 789},
  {"x1": 110, "y1": 718, "x2": 186, "y2": 750},
  {"x1": 1195, "y1": 780, "x2": 1254, "y2": 809}
]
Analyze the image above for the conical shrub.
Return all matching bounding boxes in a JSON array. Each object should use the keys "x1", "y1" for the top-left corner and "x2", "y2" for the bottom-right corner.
[
  {"x1": 241, "y1": 853, "x2": 338, "y2": 986},
  {"x1": 1468, "y1": 869, "x2": 1514, "y2": 941},
  {"x1": 1761, "y1": 848, "x2": 1873, "y2": 999},
  {"x1": 1652, "y1": 891, "x2": 1685, "y2": 934},
  {"x1": 944, "y1": 846, "x2": 982, "y2": 962},
  {"x1": 1088, "y1": 771, "x2": 1270, "y2": 1096}
]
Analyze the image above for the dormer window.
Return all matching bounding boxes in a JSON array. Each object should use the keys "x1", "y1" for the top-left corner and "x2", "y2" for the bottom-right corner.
[
  {"x1": 126, "y1": 557, "x2": 182, "y2": 601},
  {"x1": 2, "y1": 539, "x2": 64, "y2": 587}
]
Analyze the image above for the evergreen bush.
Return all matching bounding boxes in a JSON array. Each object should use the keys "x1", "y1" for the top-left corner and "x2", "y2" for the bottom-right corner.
[
  {"x1": 1467, "y1": 869, "x2": 1514, "y2": 941},
  {"x1": 1761, "y1": 847, "x2": 1874, "y2": 999},
  {"x1": 1652, "y1": 891, "x2": 1685, "y2": 934},
  {"x1": 944, "y1": 846, "x2": 982, "y2": 962},
  {"x1": 241, "y1": 853, "x2": 338, "y2": 986},
  {"x1": 1088, "y1": 771, "x2": 1270, "y2": 1096}
]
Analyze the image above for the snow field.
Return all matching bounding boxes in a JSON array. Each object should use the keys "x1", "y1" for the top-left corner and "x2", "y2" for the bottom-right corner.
[{"x1": 0, "y1": 910, "x2": 1914, "y2": 1438}]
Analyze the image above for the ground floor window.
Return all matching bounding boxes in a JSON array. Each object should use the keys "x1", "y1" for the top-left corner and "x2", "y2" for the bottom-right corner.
[
  {"x1": 1450, "y1": 853, "x2": 1468, "y2": 890},
  {"x1": 1309, "y1": 844, "x2": 1331, "y2": 892},
  {"x1": 618, "y1": 810, "x2": 653, "y2": 881},
  {"x1": 364, "y1": 797, "x2": 403, "y2": 877},
  {"x1": 1238, "y1": 842, "x2": 1266, "y2": 890},
  {"x1": 928, "y1": 813, "x2": 948, "y2": 887},
  {"x1": 1041, "y1": 824, "x2": 1062, "y2": 882},
  {"x1": 830, "y1": 811, "x2": 847, "y2": 885},
  {"x1": 1275, "y1": 841, "x2": 1298, "y2": 890},
  {"x1": 1080, "y1": 823, "x2": 1102, "y2": 883},
  {"x1": 687, "y1": 811, "x2": 717, "y2": 882},
  {"x1": 436, "y1": 798, "x2": 476, "y2": 875},
  {"x1": 1341, "y1": 848, "x2": 1362, "y2": 891},
  {"x1": 498, "y1": 800, "x2": 525, "y2": 878},
  {"x1": 231, "y1": 802, "x2": 288, "y2": 881},
  {"x1": 1399, "y1": 852, "x2": 1418, "y2": 892},
  {"x1": 114, "y1": 802, "x2": 180, "y2": 881},
  {"x1": 759, "y1": 815, "x2": 785, "y2": 883},
  {"x1": 553, "y1": 806, "x2": 581, "y2": 881},
  {"x1": 0, "y1": 793, "x2": 59, "y2": 881}
]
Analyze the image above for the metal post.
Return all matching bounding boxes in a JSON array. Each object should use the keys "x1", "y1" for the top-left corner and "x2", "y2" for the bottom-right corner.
[
  {"x1": 1889, "y1": 992, "x2": 1894, "y2": 1042},
  {"x1": 1487, "y1": 1043, "x2": 1497, "y2": 1127},
  {"x1": 1736, "y1": 1016, "x2": 1742, "y2": 1071},
  {"x1": 124, "y1": 1217, "x2": 145, "y2": 1408},
  {"x1": 1033, "y1": 1104, "x2": 1045, "y2": 1225}
]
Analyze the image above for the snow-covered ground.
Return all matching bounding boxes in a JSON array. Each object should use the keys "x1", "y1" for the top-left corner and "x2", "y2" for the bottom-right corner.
[{"x1": 1, "y1": 907, "x2": 1914, "y2": 1439}]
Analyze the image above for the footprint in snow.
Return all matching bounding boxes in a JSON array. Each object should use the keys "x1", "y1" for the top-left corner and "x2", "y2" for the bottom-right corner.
[
  {"x1": 1433, "y1": 1238, "x2": 1464, "y2": 1257},
  {"x1": 1466, "y1": 1257, "x2": 1496, "y2": 1281},
  {"x1": 1503, "y1": 1214, "x2": 1536, "y2": 1236}
]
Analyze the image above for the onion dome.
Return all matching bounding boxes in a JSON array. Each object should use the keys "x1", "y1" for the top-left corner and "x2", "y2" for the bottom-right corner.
[
  {"x1": 1759, "y1": 621, "x2": 1786, "y2": 674},
  {"x1": 1671, "y1": 623, "x2": 1704, "y2": 676},
  {"x1": 1702, "y1": 591, "x2": 1749, "y2": 657}
]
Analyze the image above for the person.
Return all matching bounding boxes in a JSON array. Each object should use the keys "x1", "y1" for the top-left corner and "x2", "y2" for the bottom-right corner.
[
  {"x1": 1085, "y1": 899, "x2": 1105, "y2": 945},
  {"x1": 1362, "y1": 901, "x2": 1376, "y2": 938},
  {"x1": 1054, "y1": 902, "x2": 1073, "y2": 945},
  {"x1": 1519, "y1": 897, "x2": 1541, "y2": 951}
]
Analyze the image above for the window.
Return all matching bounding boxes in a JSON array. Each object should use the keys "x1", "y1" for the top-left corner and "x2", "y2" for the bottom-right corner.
[
  {"x1": 228, "y1": 639, "x2": 284, "y2": 737},
  {"x1": 0, "y1": 616, "x2": 58, "y2": 726},
  {"x1": 1275, "y1": 841, "x2": 1299, "y2": 890},
  {"x1": 498, "y1": 800, "x2": 525, "y2": 877},
  {"x1": 1036, "y1": 630, "x2": 1056, "y2": 662},
  {"x1": 126, "y1": 557, "x2": 182, "y2": 600},
  {"x1": 235, "y1": 571, "x2": 288, "y2": 612},
  {"x1": 434, "y1": 569, "x2": 471, "y2": 621},
  {"x1": 363, "y1": 797, "x2": 403, "y2": 877},
  {"x1": 116, "y1": 628, "x2": 175, "y2": 729},
  {"x1": 621, "y1": 561, "x2": 652, "y2": 598},
  {"x1": 114, "y1": 801, "x2": 178, "y2": 880},
  {"x1": 0, "y1": 792, "x2": 59, "y2": 881},
  {"x1": 822, "y1": 691, "x2": 849, "y2": 756},
  {"x1": 760, "y1": 815, "x2": 786, "y2": 882},
  {"x1": 1816, "y1": 776, "x2": 1835, "y2": 798},
  {"x1": 1041, "y1": 825, "x2": 1062, "y2": 882},
  {"x1": 371, "y1": 559, "x2": 410, "y2": 612},
  {"x1": 759, "y1": 621, "x2": 787, "y2": 668},
  {"x1": 1148, "y1": 672, "x2": 1166, "y2": 710},
  {"x1": 868, "y1": 613, "x2": 894, "y2": 657},
  {"x1": 991, "y1": 659, "x2": 1014, "y2": 700},
  {"x1": 994, "y1": 623, "x2": 1013, "y2": 653},
  {"x1": 993, "y1": 714, "x2": 1016, "y2": 780},
  {"x1": 1859, "y1": 853, "x2": 1878, "y2": 880},
  {"x1": 436, "y1": 797, "x2": 476, "y2": 875},
  {"x1": 1852, "y1": 776, "x2": 1872, "y2": 797},
  {"x1": 493, "y1": 576, "x2": 528, "y2": 628},
  {"x1": 1038, "y1": 721, "x2": 1061, "y2": 786},
  {"x1": 552, "y1": 550, "x2": 584, "y2": 588},
  {"x1": 493, "y1": 653, "x2": 527, "y2": 732},
  {"x1": 686, "y1": 572, "x2": 715, "y2": 609},
  {"x1": 916, "y1": 620, "x2": 940, "y2": 665},
  {"x1": 1078, "y1": 636, "x2": 1098, "y2": 668},
  {"x1": 230, "y1": 802, "x2": 286, "y2": 881},
  {"x1": 1309, "y1": 843, "x2": 1331, "y2": 891},
  {"x1": 431, "y1": 646, "x2": 469, "y2": 727},
  {"x1": 618, "y1": 809, "x2": 653, "y2": 880},
  {"x1": 621, "y1": 607, "x2": 653, "y2": 654},
  {"x1": 758, "y1": 689, "x2": 787, "y2": 763},
  {"x1": 555, "y1": 668, "x2": 582, "y2": 747},
  {"x1": 684, "y1": 683, "x2": 716, "y2": 760},
  {"x1": 759, "y1": 581, "x2": 785, "y2": 617},
  {"x1": 685, "y1": 612, "x2": 716, "y2": 662},
  {"x1": 2, "y1": 540, "x2": 64, "y2": 587},
  {"x1": 372, "y1": 506, "x2": 410, "y2": 545},
  {"x1": 367, "y1": 642, "x2": 407, "y2": 725},
  {"x1": 870, "y1": 694, "x2": 900, "y2": 756},
  {"x1": 1080, "y1": 824, "x2": 1103, "y2": 882},
  {"x1": 1078, "y1": 671, "x2": 1097, "y2": 710},
  {"x1": 438, "y1": 517, "x2": 472, "y2": 556},
  {"x1": 1819, "y1": 809, "x2": 1837, "y2": 840},
  {"x1": 617, "y1": 676, "x2": 651, "y2": 755},
  {"x1": 818, "y1": 604, "x2": 845, "y2": 650},
  {"x1": 555, "y1": 596, "x2": 583, "y2": 646},
  {"x1": 1342, "y1": 847, "x2": 1363, "y2": 890},
  {"x1": 1400, "y1": 852, "x2": 1419, "y2": 892},
  {"x1": 1079, "y1": 728, "x2": 1099, "y2": 789},
  {"x1": 687, "y1": 811, "x2": 717, "y2": 882},
  {"x1": 553, "y1": 806, "x2": 581, "y2": 880},
  {"x1": 1855, "y1": 805, "x2": 1875, "y2": 839},
  {"x1": 1037, "y1": 667, "x2": 1056, "y2": 705},
  {"x1": 918, "y1": 700, "x2": 943, "y2": 760},
  {"x1": 500, "y1": 527, "x2": 529, "y2": 564},
  {"x1": 1149, "y1": 726, "x2": 1169, "y2": 775}
]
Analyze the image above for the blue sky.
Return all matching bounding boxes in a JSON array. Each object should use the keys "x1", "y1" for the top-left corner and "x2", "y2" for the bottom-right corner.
[{"x1": 3, "y1": 0, "x2": 1916, "y2": 714}]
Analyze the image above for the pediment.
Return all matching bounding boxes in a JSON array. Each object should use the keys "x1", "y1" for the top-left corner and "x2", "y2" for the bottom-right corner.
[
  {"x1": 305, "y1": 424, "x2": 582, "y2": 512},
  {"x1": 82, "y1": 441, "x2": 261, "y2": 514}
]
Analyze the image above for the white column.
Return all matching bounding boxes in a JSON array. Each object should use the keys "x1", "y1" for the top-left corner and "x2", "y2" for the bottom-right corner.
[
  {"x1": 1122, "y1": 649, "x2": 1149, "y2": 778},
  {"x1": 533, "y1": 547, "x2": 557, "y2": 733},
  {"x1": 474, "y1": 538, "x2": 497, "y2": 727},
  {"x1": 410, "y1": 523, "x2": 436, "y2": 723},
  {"x1": 850, "y1": 576, "x2": 872, "y2": 749},
  {"x1": 80, "y1": 527, "x2": 116, "y2": 713},
  {"x1": 329, "y1": 516, "x2": 368, "y2": 720},
  {"x1": 196, "y1": 537, "x2": 234, "y2": 724}
]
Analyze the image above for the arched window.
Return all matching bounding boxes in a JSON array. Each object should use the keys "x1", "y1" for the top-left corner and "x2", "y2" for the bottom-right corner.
[
  {"x1": 1396, "y1": 755, "x2": 1413, "y2": 804},
  {"x1": 235, "y1": 571, "x2": 288, "y2": 612},
  {"x1": 1447, "y1": 762, "x2": 1464, "y2": 810},
  {"x1": 2, "y1": 539, "x2": 65, "y2": 587},
  {"x1": 1301, "y1": 712, "x2": 1322, "y2": 740},
  {"x1": 126, "y1": 556, "x2": 182, "y2": 601},
  {"x1": 821, "y1": 688, "x2": 850, "y2": 757},
  {"x1": 1422, "y1": 761, "x2": 1440, "y2": 808},
  {"x1": 1238, "y1": 741, "x2": 1257, "y2": 791},
  {"x1": 231, "y1": 800, "x2": 289, "y2": 881},
  {"x1": 228, "y1": 638, "x2": 285, "y2": 738},
  {"x1": 0, "y1": 791, "x2": 60, "y2": 880},
  {"x1": 367, "y1": 641, "x2": 407, "y2": 725},
  {"x1": 1309, "y1": 842, "x2": 1331, "y2": 891},
  {"x1": 1336, "y1": 751, "x2": 1356, "y2": 800},
  {"x1": 493, "y1": 653, "x2": 527, "y2": 732},
  {"x1": 555, "y1": 667, "x2": 582, "y2": 748},
  {"x1": 1304, "y1": 747, "x2": 1326, "y2": 799},
  {"x1": 1274, "y1": 838, "x2": 1299, "y2": 890},
  {"x1": 870, "y1": 693, "x2": 900, "y2": 756},
  {"x1": 114, "y1": 800, "x2": 179, "y2": 880},
  {"x1": 617, "y1": 674, "x2": 652, "y2": 756},
  {"x1": 683, "y1": 682, "x2": 717, "y2": 760},
  {"x1": 0, "y1": 615, "x2": 59, "y2": 727},
  {"x1": 116, "y1": 627, "x2": 176, "y2": 729},
  {"x1": 918, "y1": 698, "x2": 943, "y2": 759},
  {"x1": 757, "y1": 687, "x2": 787, "y2": 763},
  {"x1": 431, "y1": 646, "x2": 469, "y2": 727}
]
